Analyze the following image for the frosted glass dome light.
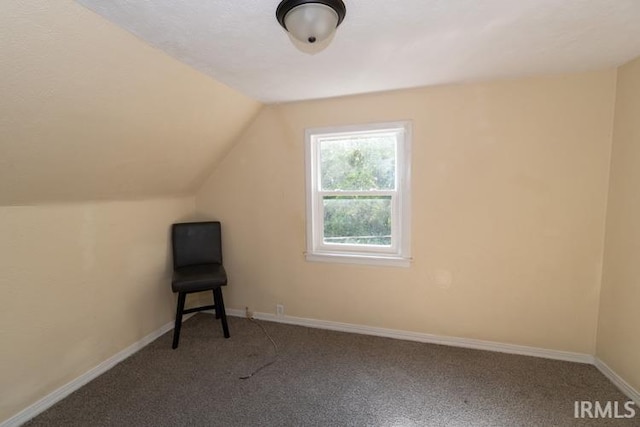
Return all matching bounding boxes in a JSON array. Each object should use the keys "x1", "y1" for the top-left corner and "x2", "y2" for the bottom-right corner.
[{"x1": 276, "y1": 0, "x2": 346, "y2": 45}]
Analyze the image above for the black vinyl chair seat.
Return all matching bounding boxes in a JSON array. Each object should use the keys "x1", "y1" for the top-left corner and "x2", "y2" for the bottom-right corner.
[
  {"x1": 170, "y1": 221, "x2": 230, "y2": 349},
  {"x1": 172, "y1": 264, "x2": 227, "y2": 293}
]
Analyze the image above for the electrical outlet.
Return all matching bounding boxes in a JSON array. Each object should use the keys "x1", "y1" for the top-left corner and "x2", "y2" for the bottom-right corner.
[{"x1": 276, "y1": 304, "x2": 284, "y2": 317}]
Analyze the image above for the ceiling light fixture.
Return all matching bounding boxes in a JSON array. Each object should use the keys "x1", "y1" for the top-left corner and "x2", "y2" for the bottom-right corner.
[{"x1": 276, "y1": 0, "x2": 346, "y2": 46}]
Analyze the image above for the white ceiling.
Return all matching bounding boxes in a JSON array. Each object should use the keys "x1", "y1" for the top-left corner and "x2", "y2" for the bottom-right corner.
[{"x1": 76, "y1": 0, "x2": 640, "y2": 103}]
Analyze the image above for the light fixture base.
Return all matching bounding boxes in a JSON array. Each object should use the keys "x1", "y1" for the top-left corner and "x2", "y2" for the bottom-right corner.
[{"x1": 276, "y1": 0, "x2": 347, "y2": 44}]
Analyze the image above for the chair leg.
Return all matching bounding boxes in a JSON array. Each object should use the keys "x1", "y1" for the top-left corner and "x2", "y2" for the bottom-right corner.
[
  {"x1": 212, "y1": 289, "x2": 221, "y2": 319},
  {"x1": 172, "y1": 292, "x2": 186, "y2": 349},
  {"x1": 214, "y1": 287, "x2": 230, "y2": 338}
]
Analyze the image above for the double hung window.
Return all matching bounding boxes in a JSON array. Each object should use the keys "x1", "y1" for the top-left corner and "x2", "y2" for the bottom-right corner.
[{"x1": 305, "y1": 121, "x2": 412, "y2": 267}]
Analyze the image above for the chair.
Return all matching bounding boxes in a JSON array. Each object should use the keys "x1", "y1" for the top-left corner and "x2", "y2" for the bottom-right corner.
[{"x1": 171, "y1": 221, "x2": 230, "y2": 349}]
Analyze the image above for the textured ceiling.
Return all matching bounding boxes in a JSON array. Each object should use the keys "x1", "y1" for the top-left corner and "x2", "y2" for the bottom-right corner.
[{"x1": 75, "y1": 0, "x2": 640, "y2": 103}]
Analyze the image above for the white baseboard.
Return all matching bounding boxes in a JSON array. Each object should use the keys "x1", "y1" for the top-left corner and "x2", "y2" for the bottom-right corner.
[
  {"x1": 6, "y1": 309, "x2": 639, "y2": 426},
  {"x1": 594, "y1": 358, "x2": 640, "y2": 406},
  {"x1": 0, "y1": 314, "x2": 194, "y2": 427},
  {"x1": 225, "y1": 308, "x2": 593, "y2": 364},
  {"x1": 227, "y1": 309, "x2": 640, "y2": 404}
]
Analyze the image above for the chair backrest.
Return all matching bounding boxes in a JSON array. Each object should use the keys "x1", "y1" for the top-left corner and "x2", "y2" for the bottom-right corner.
[{"x1": 172, "y1": 222, "x2": 223, "y2": 269}]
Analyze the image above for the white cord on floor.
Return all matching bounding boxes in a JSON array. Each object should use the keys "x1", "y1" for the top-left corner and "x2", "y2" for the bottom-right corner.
[{"x1": 239, "y1": 318, "x2": 278, "y2": 380}]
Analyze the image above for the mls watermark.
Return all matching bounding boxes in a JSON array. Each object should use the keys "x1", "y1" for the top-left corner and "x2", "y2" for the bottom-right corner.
[{"x1": 574, "y1": 400, "x2": 637, "y2": 419}]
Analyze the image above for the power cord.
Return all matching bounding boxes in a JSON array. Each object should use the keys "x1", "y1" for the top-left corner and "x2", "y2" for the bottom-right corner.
[{"x1": 239, "y1": 314, "x2": 279, "y2": 380}]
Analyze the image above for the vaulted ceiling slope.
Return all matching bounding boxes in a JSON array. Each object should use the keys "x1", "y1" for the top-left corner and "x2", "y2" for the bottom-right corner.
[
  {"x1": 76, "y1": 0, "x2": 640, "y2": 102},
  {"x1": 0, "y1": 0, "x2": 262, "y2": 206}
]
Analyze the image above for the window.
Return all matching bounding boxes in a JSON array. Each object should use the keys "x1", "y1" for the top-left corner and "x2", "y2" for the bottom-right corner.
[{"x1": 305, "y1": 121, "x2": 412, "y2": 267}]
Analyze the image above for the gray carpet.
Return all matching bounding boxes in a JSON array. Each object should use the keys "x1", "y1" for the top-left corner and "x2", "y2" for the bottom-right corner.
[{"x1": 25, "y1": 314, "x2": 637, "y2": 426}]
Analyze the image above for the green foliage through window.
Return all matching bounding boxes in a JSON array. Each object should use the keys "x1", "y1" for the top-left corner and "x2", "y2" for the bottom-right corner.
[
  {"x1": 319, "y1": 134, "x2": 396, "y2": 247},
  {"x1": 320, "y1": 135, "x2": 396, "y2": 191},
  {"x1": 323, "y1": 196, "x2": 392, "y2": 245}
]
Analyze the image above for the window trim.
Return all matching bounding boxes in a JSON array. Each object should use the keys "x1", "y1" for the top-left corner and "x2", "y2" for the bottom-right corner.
[{"x1": 304, "y1": 121, "x2": 412, "y2": 267}]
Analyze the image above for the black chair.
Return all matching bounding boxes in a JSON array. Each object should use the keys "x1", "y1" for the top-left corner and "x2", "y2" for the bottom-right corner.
[{"x1": 171, "y1": 221, "x2": 230, "y2": 349}]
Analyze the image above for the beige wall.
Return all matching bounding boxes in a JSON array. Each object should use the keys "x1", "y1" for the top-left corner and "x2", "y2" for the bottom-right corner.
[
  {"x1": 0, "y1": 0, "x2": 261, "y2": 205},
  {"x1": 0, "y1": 197, "x2": 194, "y2": 421},
  {"x1": 597, "y1": 56, "x2": 640, "y2": 392},
  {"x1": 1, "y1": 2, "x2": 632, "y2": 417},
  {"x1": 0, "y1": 1, "x2": 262, "y2": 422},
  {"x1": 196, "y1": 70, "x2": 616, "y2": 354}
]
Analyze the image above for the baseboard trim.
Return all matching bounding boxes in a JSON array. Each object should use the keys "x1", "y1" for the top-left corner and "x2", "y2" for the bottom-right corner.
[
  {"x1": 225, "y1": 308, "x2": 593, "y2": 364},
  {"x1": 227, "y1": 309, "x2": 640, "y2": 402},
  {"x1": 7, "y1": 309, "x2": 638, "y2": 426},
  {"x1": 0, "y1": 314, "x2": 194, "y2": 427},
  {"x1": 594, "y1": 358, "x2": 640, "y2": 406}
]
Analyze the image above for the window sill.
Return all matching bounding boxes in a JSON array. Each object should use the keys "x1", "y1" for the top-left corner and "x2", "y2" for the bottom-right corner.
[{"x1": 305, "y1": 252, "x2": 411, "y2": 268}]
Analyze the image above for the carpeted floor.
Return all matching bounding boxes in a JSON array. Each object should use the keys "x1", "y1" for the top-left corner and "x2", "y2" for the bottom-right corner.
[{"x1": 25, "y1": 314, "x2": 637, "y2": 426}]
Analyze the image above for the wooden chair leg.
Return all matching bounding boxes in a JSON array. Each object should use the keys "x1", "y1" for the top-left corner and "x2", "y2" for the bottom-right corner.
[
  {"x1": 172, "y1": 292, "x2": 186, "y2": 349},
  {"x1": 214, "y1": 287, "x2": 230, "y2": 338}
]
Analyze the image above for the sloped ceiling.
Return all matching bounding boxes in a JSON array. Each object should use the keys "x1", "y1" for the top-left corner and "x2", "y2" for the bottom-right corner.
[
  {"x1": 0, "y1": 1, "x2": 262, "y2": 206},
  {"x1": 75, "y1": 0, "x2": 640, "y2": 102}
]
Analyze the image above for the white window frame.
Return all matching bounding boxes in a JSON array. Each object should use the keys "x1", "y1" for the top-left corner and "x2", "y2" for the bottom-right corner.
[{"x1": 305, "y1": 121, "x2": 412, "y2": 267}]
